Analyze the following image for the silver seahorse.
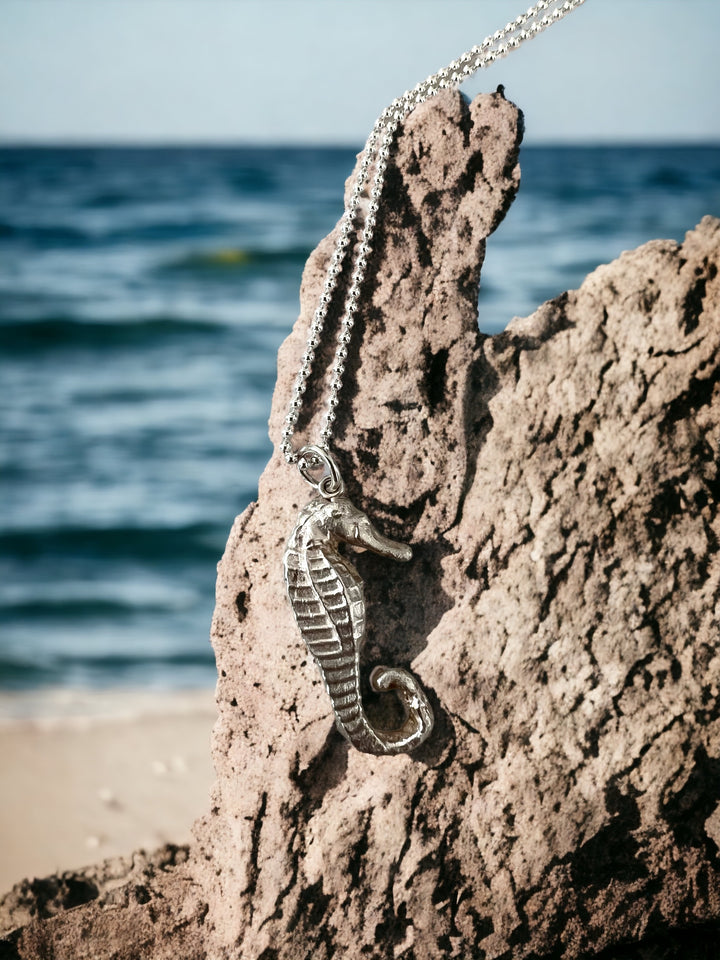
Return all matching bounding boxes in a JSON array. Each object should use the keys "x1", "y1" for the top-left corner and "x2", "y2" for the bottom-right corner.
[{"x1": 283, "y1": 461, "x2": 434, "y2": 755}]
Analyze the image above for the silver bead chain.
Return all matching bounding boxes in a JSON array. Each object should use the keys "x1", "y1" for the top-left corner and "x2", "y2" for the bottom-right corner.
[{"x1": 281, "y1": 0, "x2": 586, "y2": 465}]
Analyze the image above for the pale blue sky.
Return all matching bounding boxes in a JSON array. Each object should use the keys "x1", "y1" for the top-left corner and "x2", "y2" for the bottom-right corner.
[{"x1": 1, "y1": 0, "x2": 718, "y2": 145}]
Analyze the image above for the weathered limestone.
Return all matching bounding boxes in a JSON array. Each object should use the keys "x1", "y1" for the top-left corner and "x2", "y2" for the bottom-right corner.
[
  {"x1": 194, "y1": 90, "x2": 720, "y2": 958},
  {"x1": 0, "y1": 846, "x2": 206, "y2": 959},
  {"x1": 2, "y1": 89, "x2": 718, "y2": 959}
]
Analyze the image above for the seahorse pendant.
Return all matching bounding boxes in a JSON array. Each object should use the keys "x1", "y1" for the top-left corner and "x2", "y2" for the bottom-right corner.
[{"x1": 283, "y1": 488, "x2": 434, "y2": 756}]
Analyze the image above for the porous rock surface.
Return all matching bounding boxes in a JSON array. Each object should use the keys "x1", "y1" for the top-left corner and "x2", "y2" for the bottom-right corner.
[
  {"x1": 0, "y1": 845, "x2": 206, "y2": 959},
  {"x1": 197, "y1": 90, "x2": 720, "y2": 958},
  {"x1": 2, "y1": 89, "x2": 719, "y2": 960}
]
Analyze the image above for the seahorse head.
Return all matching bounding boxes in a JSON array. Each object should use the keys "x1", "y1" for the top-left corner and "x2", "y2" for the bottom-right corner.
[{"x1": 302, "y1": 496, "x2": 412, "y2": 563}]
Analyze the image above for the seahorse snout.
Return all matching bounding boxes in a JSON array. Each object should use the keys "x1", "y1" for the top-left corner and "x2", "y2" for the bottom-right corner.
[{"x1": 335, "y1": 509, "x2": 412, "y2": 563}]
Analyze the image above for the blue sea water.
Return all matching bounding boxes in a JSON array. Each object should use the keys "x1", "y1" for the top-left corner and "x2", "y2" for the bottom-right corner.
[{"x1": 1, "y1": 144, "x2": 718, "y2": 690}]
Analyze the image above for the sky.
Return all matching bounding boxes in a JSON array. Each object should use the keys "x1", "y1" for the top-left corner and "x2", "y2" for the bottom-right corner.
[{"x1": 0, "y1": 0, "x2": 719, "y2": 145}]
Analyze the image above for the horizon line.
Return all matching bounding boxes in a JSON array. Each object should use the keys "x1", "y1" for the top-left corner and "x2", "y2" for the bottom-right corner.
[{"x1": 2, "y1": 137, "x2": 719, "y2": 151}]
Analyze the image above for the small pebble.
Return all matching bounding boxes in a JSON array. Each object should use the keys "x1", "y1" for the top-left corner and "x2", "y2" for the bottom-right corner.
[
  {"x1": 171, "y1": 755, "x2": 188, "y2": 774},
  {"x1": 97, "y1": 787, "x2": 121, "y2": 809}
]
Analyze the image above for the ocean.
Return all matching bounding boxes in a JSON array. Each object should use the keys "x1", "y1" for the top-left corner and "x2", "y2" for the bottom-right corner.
[{"x1": 1, "y1": 144, "x2": 718, "y2": 690}]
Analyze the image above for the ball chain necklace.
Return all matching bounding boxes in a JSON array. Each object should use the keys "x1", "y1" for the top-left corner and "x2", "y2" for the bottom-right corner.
[{"x1": 282, "y1": 0, "x2": 586, "y2": 756}]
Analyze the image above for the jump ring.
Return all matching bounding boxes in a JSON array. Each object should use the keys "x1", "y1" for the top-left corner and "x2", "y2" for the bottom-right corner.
[{"x1": 297, "y1": 445, "x2": 345, "y2": 499}]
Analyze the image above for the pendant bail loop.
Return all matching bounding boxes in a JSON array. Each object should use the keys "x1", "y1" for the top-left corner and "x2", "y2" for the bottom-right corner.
[{"x1": 297, "y1": 445, "x2": 346, "y2": 499}]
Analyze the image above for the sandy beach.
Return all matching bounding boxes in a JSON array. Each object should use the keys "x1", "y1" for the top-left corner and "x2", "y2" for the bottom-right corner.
[{"x1": 0, "y1": 688, "x2": 216, "y2": 893}]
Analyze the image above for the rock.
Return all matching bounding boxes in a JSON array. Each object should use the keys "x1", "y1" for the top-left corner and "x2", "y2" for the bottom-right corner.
[
  {"x1": 0, "y1": 845, "x2": 206, "y2": 959},
  {"x1": 2, "y1": 88, "x2": 719, "y2": 959},
  {"x1": 195, "y1": 87, "x2": 525, "y2": 956},
  {"x1": 193, "y1": 88, "x2": 720, "y2": 959}
]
